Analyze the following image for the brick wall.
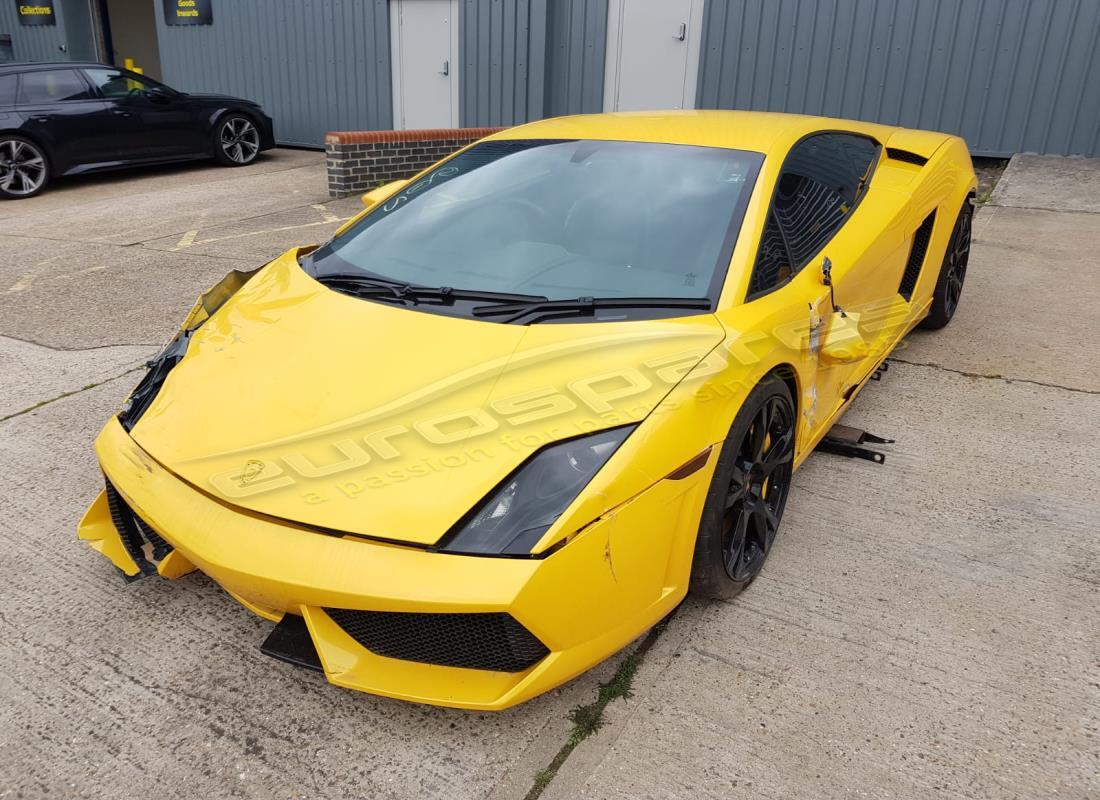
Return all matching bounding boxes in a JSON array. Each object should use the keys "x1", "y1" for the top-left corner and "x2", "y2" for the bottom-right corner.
[{"x1": 325, "y1": 127, "x2": 504, "y2": 198}]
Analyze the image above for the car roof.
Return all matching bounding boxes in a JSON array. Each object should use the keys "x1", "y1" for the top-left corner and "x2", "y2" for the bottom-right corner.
[
  {"x1": 492, "y1": 110, "x2": 920, "y2": 156},
  {"x1": 0, "y1": 61, "x2": 112, "y2": 75}
]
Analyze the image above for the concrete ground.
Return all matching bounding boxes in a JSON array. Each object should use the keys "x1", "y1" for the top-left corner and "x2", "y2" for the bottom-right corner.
[{"x1": 1, "y1": 152, "x2": 1096, "y2": 799}]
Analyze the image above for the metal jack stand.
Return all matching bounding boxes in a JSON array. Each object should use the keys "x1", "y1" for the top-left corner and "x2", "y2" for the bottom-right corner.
[{"x1": 816, "y1": 424, "x2": 895, "y2": 464}]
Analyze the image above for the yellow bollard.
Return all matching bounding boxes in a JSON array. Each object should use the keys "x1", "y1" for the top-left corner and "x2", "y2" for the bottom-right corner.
[
  {"x1": 132, "y1": 67, "x2": 144, "y2": 75},
  {"x1": 123, "y1": 57, "x2": 134, "y2": 70}
]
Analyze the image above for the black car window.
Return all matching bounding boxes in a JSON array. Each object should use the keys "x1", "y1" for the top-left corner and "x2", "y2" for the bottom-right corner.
[
  {"x1": 84, "y1": 67, "x2": 159, "y2": 99},
  {"x1": 0, "y1": 73, "x2": 16, "y2": 107},
  {"x1": 17, "y1": 69, "x2": 91, "y2": 104},
  {"x1": 749, "y1": 211, "x2": 793, "y2": 297},
  {"x1": 748, "y1": 133, "x2": 880, "y2": 298}
]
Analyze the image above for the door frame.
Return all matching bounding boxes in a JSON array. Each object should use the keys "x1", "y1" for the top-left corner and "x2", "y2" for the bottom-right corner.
[
  {"x1": 602, "y1": 0, "x2": 706, "y2": 112},
  {"x1": 389, "y1": 0, "x2": 461, "y2": 130}
]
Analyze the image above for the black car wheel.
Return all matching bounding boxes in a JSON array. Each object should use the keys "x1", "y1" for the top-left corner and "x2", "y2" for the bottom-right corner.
[
  {"x1": 920, "y1": 197, "x2": 973, "y2": 330},
  {"x1": 690, "y1": 374, "x2": 795, "y2": 599},
  {"x1": 0, "y1": 135, "x2": 49, "y2": 199},
  {"x1": 213, "y1": 114, "x2": 261, "y2": 166}
]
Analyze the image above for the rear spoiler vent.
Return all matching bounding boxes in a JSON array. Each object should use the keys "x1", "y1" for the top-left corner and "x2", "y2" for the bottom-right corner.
[
  {"x1": 886, "y1": 148, "x2": 928, "y2": 167},
  {"x1": 898, "y1": 210, "x2": 937, "y2": 301}
]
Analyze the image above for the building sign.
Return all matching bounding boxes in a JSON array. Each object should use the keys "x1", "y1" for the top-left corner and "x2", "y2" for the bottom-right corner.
[
  {"x1": 16, "y1": 0, "x2": 56, "y2": 25},
  {"x1": 163, "y1": 0, "x2": 212, "y2": 26}
]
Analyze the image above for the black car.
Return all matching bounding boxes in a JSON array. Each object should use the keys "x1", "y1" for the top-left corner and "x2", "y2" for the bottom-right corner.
[{"x1": 0, "y1": 61, "x2": 276, "y2": 199}]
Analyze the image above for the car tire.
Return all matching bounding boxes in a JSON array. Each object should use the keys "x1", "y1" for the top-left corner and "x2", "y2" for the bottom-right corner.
[
  {"x1": 920, "y1": 197, "x2": 973, "y2": 330},
  {"x1": 212, "y1": 113, "x2": 262, "y2": 166},
  {"x1": 0, "y1": 135, "x2": 50, "y2": 199},
  {"x1": 689, "y1": 374, "x2": 796, "y2": 600}
]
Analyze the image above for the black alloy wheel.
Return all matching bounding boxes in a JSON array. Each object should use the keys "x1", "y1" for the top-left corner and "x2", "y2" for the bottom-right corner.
[
  {"x1": 921, "y1": 198, "x2": 973, "y2": 329},
  {"x1": 690, "y1": 375, "x2": 795, "y2": 599},
  {"x1": 722, "y1": 395, "x2": 794, "y2": 582}
]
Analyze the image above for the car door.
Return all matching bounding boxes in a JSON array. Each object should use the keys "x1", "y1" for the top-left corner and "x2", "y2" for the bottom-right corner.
[
  {"x1": 81, "y1": 67, "x2": 201, "y2": 159},
  {"x1": 742, "y1": 132, "x2": 889, "y2": 444},
  {"x1": 791, "y1": 134, "x2": 908, "y2": 420},
  {"x1": 0, "y1": 72, "x2": 17, "y2": 131},
  {"x1": 14, "y1": 68, "x2": 115, "y2": 170}
]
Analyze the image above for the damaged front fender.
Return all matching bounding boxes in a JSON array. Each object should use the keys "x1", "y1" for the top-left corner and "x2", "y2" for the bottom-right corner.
[
  {"x1": 178, "y1": 267, "x2": 259, "y2": 333},
  {"x1": 175, "y1": 246, "x2": 316, "y2": 333},
  {"x1": 119, "y1": 262, "x2": 270, "y2": 430}
]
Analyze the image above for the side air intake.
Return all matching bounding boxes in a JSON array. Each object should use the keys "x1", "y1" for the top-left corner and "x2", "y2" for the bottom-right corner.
[
  {"x1": 898, "y1": 211, "x2": 937, "y2": 301},
  {"x1": 886, "y1": 148, "x2": 928, "y2": 167}
]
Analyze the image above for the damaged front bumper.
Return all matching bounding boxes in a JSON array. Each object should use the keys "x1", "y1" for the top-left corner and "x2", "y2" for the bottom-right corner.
[{"x1": 78, "y1": 417, "x2": 710, "y2": 710}]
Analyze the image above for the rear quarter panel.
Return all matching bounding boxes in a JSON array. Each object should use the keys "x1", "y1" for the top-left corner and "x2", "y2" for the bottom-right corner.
[{"x1": 877, "y1": 135, "x2": 977, "y2": 316}]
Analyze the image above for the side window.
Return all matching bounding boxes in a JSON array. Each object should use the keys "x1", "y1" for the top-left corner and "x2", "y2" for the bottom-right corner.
[
  {"x1": 748, "y1": 133, "x2": 880, "y2": 297},
  {"x1": 84, "y1": 67, "x2": 156, "y2": 99},
  {"x1": 0, "y1": 73, "x2": 16, "y2": 107},
  {"x1": 749, "y1": 213, "x2": 792, "y2": 297},
  {"x1": 16, "y1": 69, "x2": 91, "y2": 104}
]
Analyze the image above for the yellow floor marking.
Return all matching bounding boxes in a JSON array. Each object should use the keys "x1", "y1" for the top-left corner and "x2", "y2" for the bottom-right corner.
[
  {"x1": 172, "y1": 229, "x2": 200, "y2": 251},
  {"x1": 311, "y1": 203, "x2": 340, "y2": 224},
  {"x1": 4, "y1": 276, "x2": 32, "y2": 294},
  {"x1": 169, "y1": 209, "x2": 210, "y2": 250},
  {"x1": 3, "y1": 264, "x2": 108, "y2": 295},
  {"x1": 193, "y1": 217, "x2": 353, "y2": 246}
]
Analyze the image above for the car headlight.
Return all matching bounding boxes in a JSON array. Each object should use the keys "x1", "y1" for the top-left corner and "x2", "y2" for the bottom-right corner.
[
  {"x1": 438, "y1": 425, "x2": 636, "y2": 556},
  {"x1": 117, "y1": 331, "x2": 192, "y2": 431}
]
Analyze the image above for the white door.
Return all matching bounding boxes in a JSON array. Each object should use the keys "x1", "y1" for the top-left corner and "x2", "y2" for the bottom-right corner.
[
  {"x1": 604, "y1": 0, "x2": 705, "y2": 112},
  {"x1": 390, "y1": 0, "x2": 460, "y2": 129}
]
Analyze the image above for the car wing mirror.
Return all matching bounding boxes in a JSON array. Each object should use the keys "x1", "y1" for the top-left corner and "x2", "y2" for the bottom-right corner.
[
  {"x1": 820, "y1": 310, "x2": 871, "y2": 365},
  {"x1": 361, "y1": 179, "x2": 409, "y2": 208},
  {"x1": 144, "y1": 87, "x2": 172, "y2": 103}
]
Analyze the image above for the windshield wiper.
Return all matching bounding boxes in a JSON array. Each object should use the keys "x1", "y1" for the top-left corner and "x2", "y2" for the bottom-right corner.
[
  {"x1": 314, "y1": 272, "x2": 412, "y2": 302},
  {"x1": 472, "y1": 296, "x2": 713, "y2": 324},
  {"x1": 313, "y1": 272, "x2": 548, "y2": 306}
]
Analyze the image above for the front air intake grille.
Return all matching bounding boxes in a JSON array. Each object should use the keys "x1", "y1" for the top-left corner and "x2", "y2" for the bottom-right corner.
[
  {"x1": 898, "y1": 210, "x2": 937, "y2": 301},
  {"x1": 324, "y1": 609, "x2": 550, "y2": 673},
  {"x1": 104, "y1": 478, "x2": 173, "y2": 578}
]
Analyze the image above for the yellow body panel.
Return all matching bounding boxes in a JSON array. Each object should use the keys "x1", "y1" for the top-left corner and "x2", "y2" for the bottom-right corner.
[
  {"x1": 88, "y1": 417, "x2": 711, "y2": 709},
  {"x1": 128, "y1": 253, "x2": 725, "y2": 545},
  {"x1": 78, "y1": 111, "x2": 976, "y2": 709}
]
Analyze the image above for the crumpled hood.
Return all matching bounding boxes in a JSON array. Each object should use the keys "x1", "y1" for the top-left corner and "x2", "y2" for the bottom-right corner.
[{"x1": 130, "y1": 252, "x2": 724, "y2": 545}]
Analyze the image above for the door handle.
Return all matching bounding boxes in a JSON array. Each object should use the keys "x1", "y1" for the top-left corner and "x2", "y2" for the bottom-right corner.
[
  {"x1": 112, "y1": 109, "x2": 133, "y2": 117},
  {"x1": 440, "y1": 59, "x2": 449, "y2": 76},
  {"x1": 675, "y1": 22, "x2": 686, "y2": 41},
  {"x1": 28, "y1": 115, "x2": 51, "y2": 123}
]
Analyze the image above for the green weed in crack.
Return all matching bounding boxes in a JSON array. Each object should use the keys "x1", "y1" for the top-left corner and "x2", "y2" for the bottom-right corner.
[{"x1": 524, "y1": 613, "x2": 675, "y2": 800}]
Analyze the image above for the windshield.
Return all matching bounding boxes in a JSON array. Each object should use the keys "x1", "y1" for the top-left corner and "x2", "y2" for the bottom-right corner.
[{"x1": 307, "y1": 139, "x2": 762, "y2": 316}]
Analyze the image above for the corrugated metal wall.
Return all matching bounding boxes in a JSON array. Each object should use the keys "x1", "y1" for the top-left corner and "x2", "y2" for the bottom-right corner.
[
  {"x1": 545, "y1": 0, "x2": 607, "y2": 117},
  {"x1": 459, "y1": 0, "x2": 547, "y2": 126},
  {"x1": 460, "y1": 0, "x2": 606, "y2": 126},
  {"x1": 155, "y1": 0, "x2": 392, "y2": 147},
  {"x1": 697, "y1": 0, "x2": 1100, "y2": 157},
  {"x1": 0, "y1": 0, "x2": 91, "y2": 63},
  {"x1": 11, "y1": 0, "x2": 1091, "y2": 155}
]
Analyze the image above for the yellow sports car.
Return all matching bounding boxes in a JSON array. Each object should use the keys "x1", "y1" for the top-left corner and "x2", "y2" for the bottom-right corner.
[{"x1": 79, "y1": 111, "x2": 975, "y2": 710}]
